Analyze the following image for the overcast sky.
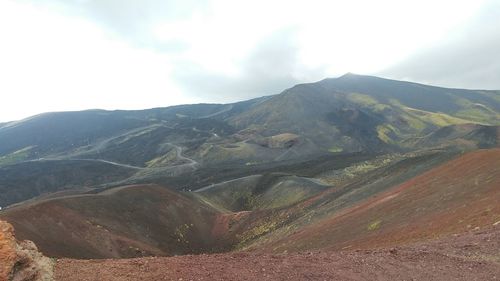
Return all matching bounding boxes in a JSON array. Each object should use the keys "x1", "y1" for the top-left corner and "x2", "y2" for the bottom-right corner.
[{"x1": 0, "y1": 0, "x2": 498, "y2": 122}]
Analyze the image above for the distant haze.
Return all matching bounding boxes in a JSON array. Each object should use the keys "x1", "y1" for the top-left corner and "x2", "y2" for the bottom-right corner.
[{"x1": 0, "y1": 0, "x2": 498, "y2": 122}]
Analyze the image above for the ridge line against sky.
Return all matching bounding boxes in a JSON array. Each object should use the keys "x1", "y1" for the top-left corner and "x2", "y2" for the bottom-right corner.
[{"x1": 0, "y1": 0, "x2": 499, "y2": 122}]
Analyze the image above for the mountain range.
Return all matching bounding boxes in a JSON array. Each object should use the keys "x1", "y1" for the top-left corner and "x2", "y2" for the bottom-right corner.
[{"x1": 0, "y1": 74, "x2": 499, "y2": 269}]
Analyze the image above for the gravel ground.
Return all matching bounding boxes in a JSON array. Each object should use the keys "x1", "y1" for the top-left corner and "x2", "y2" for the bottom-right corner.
[{"x1": 56, "y1": 225, "x2": 500, "y2": 281}]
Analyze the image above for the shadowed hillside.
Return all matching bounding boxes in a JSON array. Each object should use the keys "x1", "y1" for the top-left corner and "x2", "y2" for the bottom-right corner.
[{"x1": 0, "y1": 159, "x2": 138, "y2": 207}]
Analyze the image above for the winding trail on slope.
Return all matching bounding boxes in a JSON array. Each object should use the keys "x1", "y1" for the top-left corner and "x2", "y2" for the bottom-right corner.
[
  {"x1": 165, "y1": 143, "x2": 199, "y2": 168},
  {"x1": 194, "y1": 174, "x2": 329, "y2": 193},
  {"x1": 25, "y1": 158, "x2": 145, "y2": 170},
  {"x1": 194, "y1": 175, "x2": 262, "y2": 193},
  {"x1": 25, "y1": 143, "x2": 199, "y2": 171}
]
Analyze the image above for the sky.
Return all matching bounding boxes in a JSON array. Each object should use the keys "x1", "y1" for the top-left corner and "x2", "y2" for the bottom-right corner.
[{"x1": 0, "y1": 0, "x2": 498, "y2": 122}]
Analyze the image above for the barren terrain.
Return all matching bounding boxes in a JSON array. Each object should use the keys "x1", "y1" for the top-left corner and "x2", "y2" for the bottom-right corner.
[{"x1": 56, "y1": 224, "x2": 500, "y2": 281}]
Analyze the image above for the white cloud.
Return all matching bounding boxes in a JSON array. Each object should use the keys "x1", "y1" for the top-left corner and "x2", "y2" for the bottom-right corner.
[
  {"x1": 380, "y1": 0, "x2": 500, "y2": 90},
  {"x1": 0, "y1": 0, "x2": 492, "y2": 121},
  {"x1": 0, "y1": 0, "x2": 196, "y2": 122}
]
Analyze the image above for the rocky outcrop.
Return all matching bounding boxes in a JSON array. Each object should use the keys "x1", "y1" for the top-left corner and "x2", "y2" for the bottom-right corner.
[
  {"x1": 0, "y1": 220, "x2": 54, "y2": 281},
  {"x1": 0, "y1": 221, "x2": 17, "y2": 280}
]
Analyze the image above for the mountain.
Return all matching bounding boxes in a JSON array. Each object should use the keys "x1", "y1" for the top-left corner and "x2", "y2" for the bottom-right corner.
[
  {"x1": 0, "y1": 74, "x2": 499, "y2": 207},
  {"x1": 1, "y1": 147, "x2": 498, "y2": 260},
  {"x1": 0, "y1": 74, "x2": 499, "y2": 280}
]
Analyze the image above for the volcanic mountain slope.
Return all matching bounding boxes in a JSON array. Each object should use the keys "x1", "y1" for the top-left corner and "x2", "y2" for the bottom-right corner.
[
  {"x1": 321, "y1": 73, "x2": 500, "y2": 117},
  {"x1": 1, "y1": 147, "x2": 490, "y2": 260},
  {"x1": 0, "y1": 75, "x2": 498, "y2": 280},
  {"x1": 228, "y1": 73, "x2": 500, "y2": 152},
  {"x1": 1, "y1": 74, "x2": 498, "y2": 166},
  {"x1": 0, "y1": 159, "x2": 138, "y2": 207},
  {"x1": 1, "y1": 74, "x2": 499, "y2": 207},
  {"x1": 2, "y1": 148, "x2": 498, "y2": 280},
  {"x1": 55, "y1": 224, "x2": 500, "y2": 281},
  {"x1": 0, "y1": 184, "x2": 230, "y2": 259},
  {"x1": 212, "y1": 149, "x2": 460, "y2": 251},
  {"x1": 246, "y1": 148, "x2": 500, "y2": 253},
  {"x1": 0, "y1": 152, "x2": 383, "y2": 258},
  {"x1": 193, "y1": 174, "x2": 329, "y2": 212},
  {"x1": 407, "y1": 123, "x2": 500, "y2": 149}
]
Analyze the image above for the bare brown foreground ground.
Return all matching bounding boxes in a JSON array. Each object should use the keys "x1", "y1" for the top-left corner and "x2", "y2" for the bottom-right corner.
[{"x1": 56, "y1": 225, "x2": 500, "y2": 281}]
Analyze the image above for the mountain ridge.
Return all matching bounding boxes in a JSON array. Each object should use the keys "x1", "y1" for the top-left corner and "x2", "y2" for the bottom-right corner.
[
  {"x1": 0, "y1": 74, "x2": 499, "y2": 207},
  {"x1": 0, "y1": 74, "x2": 499, "y2": 281}
]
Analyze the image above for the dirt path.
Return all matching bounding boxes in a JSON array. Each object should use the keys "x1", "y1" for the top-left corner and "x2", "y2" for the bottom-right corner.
[
  {"x1": 166, "y1": 143, "x2": 199, "y2": 168},
  {"x1": 26, "y1": 158, "x2": 144, "y2": 170},
  {"x1": 194, "y1": 175, "x2": 261, "y2": 193},
  {"x1": 74, "y1": 159, "x2": 144, "y2": 170},
  {"x1": 25, "y1": 142, "x2": 198, "y2": 171},
  {"x1": 55, "y1": 226, "x2": 500, "y2": 281}
]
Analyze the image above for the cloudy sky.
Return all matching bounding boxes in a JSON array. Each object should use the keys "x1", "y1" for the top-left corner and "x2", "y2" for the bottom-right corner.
[{"x1": 0, "y1": 0, "x2": 498, "y2": 122}]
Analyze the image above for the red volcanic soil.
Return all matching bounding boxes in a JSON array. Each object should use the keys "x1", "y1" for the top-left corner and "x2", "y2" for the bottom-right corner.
[
  {"x1": 56, "y1": 225, "x2": 500, "y2": 281},
  {"x1": 259, "y1": 148, "x2": 500, "y2": 252},
  {"x1": 55, "y1": 148, "x2": 500, "y2": 281},
  {"x1": 0, "y1": 184, "x2": 227, "y2": 259},
  {"x1": 7, "y1": 149, "x2": 500, "y2": 280}
]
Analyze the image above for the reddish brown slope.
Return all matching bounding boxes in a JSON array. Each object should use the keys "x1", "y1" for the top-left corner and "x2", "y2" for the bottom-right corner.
[
  {"x1": 55, "y1": 225, "x2": 500, "y2": 281},
  {"x1": 0, "y1": 185, "x2": 230, "y2": 259},
  {"x1": 258, "y1": 148, "x2": 500, "y2": 252}
]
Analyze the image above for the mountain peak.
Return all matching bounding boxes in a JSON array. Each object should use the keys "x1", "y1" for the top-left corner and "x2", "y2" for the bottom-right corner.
[
  {"x1": 317, "y1": 72, "x2": 364, "y2": 85},
  {"x1": 338, "y1": 72, "x2": 359, "y2": 79}
]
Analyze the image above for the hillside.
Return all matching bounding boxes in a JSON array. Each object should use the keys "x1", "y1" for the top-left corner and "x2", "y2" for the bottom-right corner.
[
  {"x1": 55, "y1": 225, "x2": 500, "y2": 281},
  {"x1": 401, "y1": 123, "x2": 499, "y2": 150},
  {"x1": 247, "y1": 149, "x2": 500, "y2": 252},
  {"x1": 0, "y1": 159, "x2": 137, "y2": 207},
  {"x1": 231, "y1": 73, "x2": 500, "y2": 149},
  {"x1": 0, "y1": 74, "x2": 499, "y2": 208},
  {"x1": 1, "y1": 185, "x2": 226, "y2": 258},
  {"x1": 2, "y1": 148, "x2": 493, "y2": 260},
  {"x1": 0, "y1": 75, "x2": 499, "y2": 280},
  {"x1": 1, "y1": 149, "x2": 498, "y2": 280}
]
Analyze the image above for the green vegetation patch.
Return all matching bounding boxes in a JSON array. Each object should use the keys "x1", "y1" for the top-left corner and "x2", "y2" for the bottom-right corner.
[
  {"x1": 452, "y1": 96, "x2": 500, "y2": 124},
  {"x1": 376, "y1": 125, "x2": 394, "y2": 144},
  {"x1": 367, "y1": 220, "x2": 382, "y2": 231},
  {"x1": 346, "y1": 93, "x2": 389, "y2": 112},
  {"x1": 404, "y1": 107, "x2": 472, "y2": 127},
  {"x1": 455, "y1": 108, "x2": 500, "y2": 125},
  {"x1": 174, "y1": 223, "x2": 194, "y2": 244},
  {"x1": 401, "y1": 113, "x2": 427, "y2": 131},
  {"x1": 257, "y1": 180, "x2": 326, "y2": 210},
  {"x1": 237, "y1": 221, "x2": 278, "y2": 244},
  {"x1": 0, "y1": 146, "x2": 34, "y2": 166},
  {"x1": 196, "y1": 176, "x2": 261, "y2": 212},
  {"x1": 328, "y1": 146, "x2": 343, "y2": 153},
  {"x1": 235, "y1": 216, "x2": 291, "y2": 249},
  {"x1": 146, "y1": 149, "x2": 178, "y2": 167},
  {"x1": 346, "y1": 93, "x2": 379, "y2": 106},
  {"x1": 320, "y1": 154, "x2": 399, "y2": 186},
  {"x1": 114, "y1": 126, "x2": 159, "y2": 145}
]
